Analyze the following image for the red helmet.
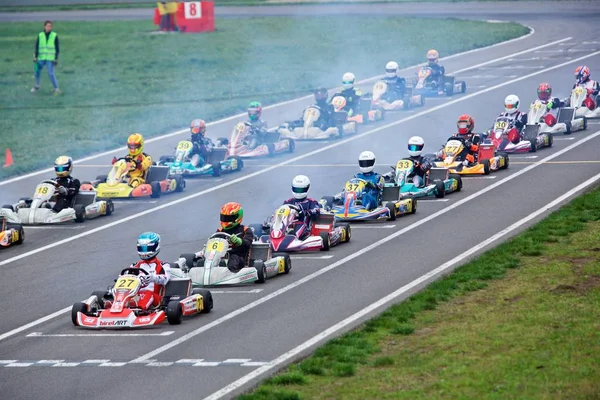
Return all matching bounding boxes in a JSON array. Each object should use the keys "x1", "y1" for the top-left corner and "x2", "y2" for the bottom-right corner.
[
  {"x1": 575, "y1": 65, "x2": 590, "y2": 84},
  {"x1": 457, "y1": 114, "x2": 474, "y2": 136},
  {"x1": 190, "y1": 119, "x2": 206, "y2": 137},
  {"x1": 537, "y1": 83, "x2": 552, "y2": 101}
]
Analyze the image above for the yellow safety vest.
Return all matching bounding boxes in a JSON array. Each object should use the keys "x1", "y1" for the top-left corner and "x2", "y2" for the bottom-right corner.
[{"x1": 38, "y1": 32, "x2": 57, "y2": 61}]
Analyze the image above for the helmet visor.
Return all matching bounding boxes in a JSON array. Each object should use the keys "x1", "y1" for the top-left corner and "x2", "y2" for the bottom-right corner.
[
  {"x1": 55, "y1": 165, "x2": 69, "y2": 172},
  {"x1": 505, "y1": 103, "x2": 517, "y2": 110},
  {"x1": 137, "y1": 243, "x2": 157, "y2": 253},
  {"x1": 408, "y1": 144, "x2": 424, "y2": 152},
  {"x1": 358, "y1": 159, "x2": 375, "y2": 168},
  {"x1": 292, "y1": 186, "x2": 309, "y2": 194},
  {"x1": 191, "y1": 127, "x2": 201, "y2": 134},
  {"x1": 342, "y1": 80, "x2": 354, "y2": 85},
  {"x1": 385, "y1": 68, "x2": 396, "y2": 74},
  {"x1": 128, "y1": 143, "x2": 141, "y2": 150},
  {"x1": 220, "y1": 213, "x2": 239, "y2": 223}
]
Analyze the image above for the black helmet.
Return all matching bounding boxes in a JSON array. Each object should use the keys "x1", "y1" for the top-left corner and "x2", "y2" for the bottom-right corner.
[{"x1": 314, "y1": 87, "x2": 328, "y2": 103}]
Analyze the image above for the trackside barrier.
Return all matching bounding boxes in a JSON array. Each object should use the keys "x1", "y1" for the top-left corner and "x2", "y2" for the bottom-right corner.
[{"x1": 154, "y1": 2, "x2": 215, "y2": 33}]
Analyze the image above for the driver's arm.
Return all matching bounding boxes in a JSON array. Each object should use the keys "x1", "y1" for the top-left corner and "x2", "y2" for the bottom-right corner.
[
  {"x1": 152, "y1": 262, "x2": 171, "y2": 285},
  {"x1": 141, "y1": 154, "x2": 153, "y2": 171},
  {"x1": 240, "y1": 228, "x2": 253, "y2": 251},
  {"x1": 67, "y1": 178, "x2": 81, "y2": 196}
]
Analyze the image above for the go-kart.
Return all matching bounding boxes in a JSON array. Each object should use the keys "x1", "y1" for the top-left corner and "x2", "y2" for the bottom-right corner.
[
  {"x1": 219, "y1": 122, "x2": 294, "y2": 158},
  {"x1": 486, "y1": 116, "x2": 552, "y2": 153},
  {"x1": 331, "y1": 95, "x2": 384, "y2": 125},
  {"x1": 83, "y1": 159, "x2": 185, "y2": 199},
  {"x1": 251, "y1": 204, "x2": 350, "y2": 252},
  {"x1": 277, "y1": 105, "x2": 357, "y2": 140},
  {"x1": 570, "y1": 86, "x2": 600, "y2": 119},
  {"x1": 430, "y1": 139, "x2": 508, "y2": 175},
  {"x1": 384, "y1": 159, "x2": 462, "y2": 199},
  {"x1": 413, "y1": 66, "x2": 466, "y2": 97},
  {"x1": 364, "y1": 80, "x2": 424, "y2": 111},
  {"x1": 157, "y1": 140, "x2": 243, "y2": 177},
  {"x1": 320, "y1": 178, "x2": 416, "y2": 222},
  {"x1": 526, "y1": 99, "x2": 586, "y2": 135},
  {"x1": 0, "y1": 216, "x2": 24, "y2": 248},
  {"x1": 170, "y1": 232, "x2": 291, "y2": 286},
  {"x1": 72, "y1": 267, "x2": 213, "y2": 328},
  {"x1": 0, "y1": 180, "x2": 113, "y2": 224}
]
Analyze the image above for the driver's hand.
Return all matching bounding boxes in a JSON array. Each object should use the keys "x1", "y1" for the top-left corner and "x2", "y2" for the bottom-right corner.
[
  {"x1": 139, "y1": 275, "x2": 151, "y2": 286},
  {"x1": 546, "y1": 101, "x2": 554, "y2": 110},
  {"x1": 229, "y1": 235, "x2": 243, "y2": 246},
  {"x1": 58, "y1": 186, "x2": 68, "y2": 195}
]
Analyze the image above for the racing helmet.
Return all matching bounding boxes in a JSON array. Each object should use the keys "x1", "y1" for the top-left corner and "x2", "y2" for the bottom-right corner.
[
  {"x1": 537, "y1": 83, "x2": 552, "y2": 101},
  {"x1": 190, "y1": 119, "x2": 206, "y2": 141},
  {"x1": 408, "y1": 136, "x2": 425, "y2": 157},
  {"x1": 248, "y1": 101, "x2": 262, "y2": 121},
  {"x1": 291, "y1": 175, "x2": 311, "y2": 200},
  {"x1": 385, "y1": 61, "x2": 399, "y2": 78},
  {"x1": 314, "y1": 87, "x2": 328, "y2": 103},
  {"x1": 504, "y1": 94, "x2": 520, "y2": 114},
  {"x1": 54, "y1": 155, "x2": 73, "y2": 178},
  {"x1": 220, "y1": 202, "x2": 243, "y2": 230},
  {"x1": 457, "y1": 114, "x2": 475, "y2": 136},
  {"x1": 342, "y1": 72, "x2": 356, "y2": 90},
  {"x1": 127, "y1": 133, "x2": 145, "y2": 157},
  {"x1": 137, "y1": 231, "x2": 161, "y2": 260},
  {"x1": 358, "y1": 151, "x2": 376, "y2": 173},
  {"x1": 427, "y1": 49, "x2": 439, "y2": 64},
  {"x1": 575, "y1": 65, "x2": 590, "y2": 84}
]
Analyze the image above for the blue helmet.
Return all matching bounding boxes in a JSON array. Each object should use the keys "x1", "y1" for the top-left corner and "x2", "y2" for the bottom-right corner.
[{"x1": 137, "y1": 232, "x2": 161, "y2": 260}]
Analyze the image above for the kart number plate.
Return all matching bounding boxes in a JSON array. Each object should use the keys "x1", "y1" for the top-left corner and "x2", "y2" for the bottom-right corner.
[
  {"x1": 396, "y1": 160, "x2": 413, "y2": 171},
  {"x1": 207, "y1": 240, "x2": 225, "y2": 252},
  {"x1": 115, "y1": 277, "x2": 139, "y2": 289},
  {"x1": 494, "y1": 120, "x2": 508, "y2": 130},
  {"x1": 35, "y1": 186, "x2": 50, "y2": 195},
  {"x1": 276, "y1": 206, "x2": 290, "y2": 217},
  {"x1": 345, "y1": 182, "x2": 365, "y2": 192},
  {"x1": 177, "y1": 141, "x2": 193, "y2": 151}
]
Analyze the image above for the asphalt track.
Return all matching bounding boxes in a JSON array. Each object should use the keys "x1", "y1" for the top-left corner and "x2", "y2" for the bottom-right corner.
[{"x1": 1, "y1": 3, "x2": 600, "y2": 400}]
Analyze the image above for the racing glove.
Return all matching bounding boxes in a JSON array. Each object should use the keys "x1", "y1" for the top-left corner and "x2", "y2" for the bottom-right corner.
[
  {"x1": 546, "y1": 101, "x2": 554, "y2": 110},
  {"x1": 139, "y1": 275, "x2": 152, "y2": 287},
  {"x1": 229, "y1": 235, "x2": 243, "y2": 247},
  {"x1": 58, "y1": 186, "x2": 68, "y2": 195},
  {"x1": 366, "y1": 181, "x2": 378, "y2": 190}
]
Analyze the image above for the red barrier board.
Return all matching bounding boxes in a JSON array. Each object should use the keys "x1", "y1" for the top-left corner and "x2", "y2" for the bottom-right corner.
[{"x1": 176, "y1": 2, "x2": 215, "y2": 33}]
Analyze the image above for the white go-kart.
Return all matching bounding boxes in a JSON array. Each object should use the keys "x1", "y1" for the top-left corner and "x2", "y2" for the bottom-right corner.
[
  {"x1": 526, "y1": 99, "x2": 586, "y2": 135},
  {"x1": 570, "y1": 86, "x2": 600, "y2": 119}
]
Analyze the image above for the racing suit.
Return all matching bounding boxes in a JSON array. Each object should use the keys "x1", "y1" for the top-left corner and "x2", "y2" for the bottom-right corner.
[
  {"x1": 331, "y1": 88, "x2": 363, "y2": 116},
  {"x1": 52, "y1": 176, "x2": 80, "y2": 212},
  {"x1": 246, "y1": 119, "x2": 269, "y2": 149},
  {"x1": 218, "y1": 225, "x2": 254, "y2": 273},
  {"x1": 113, "y1": 153, "x2": 153, "y2": 187},
  {"x1": 129, "y1": 258, "x2": 171, "y2": 310},
  {"x1": 382, "y1": 76, "x2": 407, "y2": 99},
  {"x1": 495, "y1": 111, "x2": 528, "y2": 131},
  {"x1": 190, "y1": 136, "x2": 214, "y2": 167},
  {"x1": 427, "y1": 63, "x2": 446, "y2": 91},
  {"x1": 406, "y1": 156, "x2": 432, "y2": 188},
  {"x1": 283, "y1": 197, "x2": 321, "y2": 240},
  {"x1": 353, "y1": 171, "x2": 384, "y2": 211}
]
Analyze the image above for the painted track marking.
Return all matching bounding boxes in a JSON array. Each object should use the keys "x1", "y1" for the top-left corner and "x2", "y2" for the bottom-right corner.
[
  {"x1": 1, "y1": 49, "x2": 599, "y2": 343},
  {"x1": 204, "y1": 169, "x2": 600, "y2": 400},
  {"x1": 26, "y1": 331, "x2": 174, "y2": 338}
]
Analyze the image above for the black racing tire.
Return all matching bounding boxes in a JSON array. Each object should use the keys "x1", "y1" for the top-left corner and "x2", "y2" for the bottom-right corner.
[
  {"x1": 498, "y1": 152, "x2": 509, "y2": 170},
  {"x1": 211, "y1": 162, "x2": 221, "y2": 177},
  {"x1": 410, "y1": 198, "x2": 418, "y2": 214},
  {"x1": 564, "y1": 121, "x2": 572, "y2": 135},
  {"x1": 158, "y1": 156, "x2": 174, "y2": 165},
  {"x1": 150, "y1": 181, "x2": 162, "y2": 198},
  {"x1": 548, "y1": 133, "x2": 553, "y2": 148},
  {"x1": 272, "y1": 253, "x2": 292, "y2": 274},
  {"x1": 287, "y1": 139, "x2": 295, "y2": 153},
  {"x1": 460, "y1": 81, "x2": 467, "y2": 93},
  {"x1": 2, "y1": 204, "x2": 14, "y2": 211},
  {"x1": 481, "y1": 159, "x2": 491, "y2": 175},
  {"x1": 529, "y1": 138, "x2": 538, "y2": 152},
  {"x1": 582, "y1": 116, "x2": 588, "y2": 131},
  {"x1": 74, "y1": 204, "x2": 86, "y2": 223},
  {"x1": 7, "y1": 223, "x2": 25, "y2": 245},
  {"x1": 266, "y1": 143, "x2": 276, "y2": 157},
  {"x1": 255, "y1": 261, "x2": 266, "y2": 284},
  {"x1": 228, "y1": 156, "x2": 244, "y2": 171},
  {"x1": 319, "y1": 232, "x2": 331, "y2": 251},
  {"x1": 449, "y1": 174, "x2": 462, "y2": 192},
  {"x1": 174, "y1": 175, "x2": 185, "y2": 192},
  {"x1": 180, "y1": 253, "x2": 196, "y2": 269},
  {"x1": 341, "y1": 223, "x2": 351, "y2": 243},
  {"x1": 105, "y1": 200, "x2": 114, "y2": 216},
  {"x1": 192, "y1": 289, "x2": 213, "y2": 313},
  {"x1": 71, "y1": 302, "x2": 87, "y2": 326},
  {"x1": 95, "y1": 175, "x2": 108, "y2": 183},
  {"x1": 91, "y1": 290, "x2": 107, "y2": 309},
  {"x1": 166, "y1": 301, "x2": 183, "y2": 325},
  {"x1": 386, "y1": 201, "x2": 397, "y2": 221},
  {"x1": 320, "y1": 196, "x2": 335, "y2": 210},
  {"x1": 434, "y1": 180, "x2": 445, "y2": 198}
]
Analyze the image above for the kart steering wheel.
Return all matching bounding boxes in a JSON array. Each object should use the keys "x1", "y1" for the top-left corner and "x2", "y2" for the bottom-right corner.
[
  {"x1": 120, "y1": 267, "x2": 149, "y2": 276},
  {"x1": 40, "y1": 179, "x2": 59, "y2": 187},
  {"x1": 210, "y1": 232, "x2": 232, "y2": 240}
]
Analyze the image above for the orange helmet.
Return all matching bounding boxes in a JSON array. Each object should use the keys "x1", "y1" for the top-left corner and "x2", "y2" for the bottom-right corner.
[
  {"x1": 457, "y1": 114, "x2": 474, "y2": 136},
  {"x1": 127, "y1": 133, "x2": 144, "y2": 157},
  {"x1": 537, "y1": 83, "x2": 552, "y2": 101},
  {"x1": 190, "y1": 119, "x2": 206, "y2": 137},
  {"x1": 220, "y1": 202, "x2": 243, "y2": 230},
  {"x1": 574, "y1": 65, "x2": 590, "y2": 84},
  {"x1": 427, "y1": 49, "x2": 439, "y2": 64}
]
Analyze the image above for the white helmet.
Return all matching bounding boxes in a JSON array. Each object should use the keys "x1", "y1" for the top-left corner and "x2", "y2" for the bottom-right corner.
[
  {"x1": 504, "y1": 94, "x2": 520, "y2": 114},
  {"x1": 342, "y1": 72, "x2": 356, "y2": 90},
  {"x1": 385, "y1": 61, "x2": 399, "y2": 78},
  {"x1": 408, "y1": 136, "x2": 425, "y2": 157},
  {"x1": 291, "y1": 175, "x2": 310, "y2": 200},
  {"x1": 358, "y1": 151, "x2": 376, "y2": 173}
]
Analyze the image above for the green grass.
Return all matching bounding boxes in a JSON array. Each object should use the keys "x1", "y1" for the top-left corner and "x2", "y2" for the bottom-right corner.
[
  {"x1": 240, "y1": 185, "x2": 600, "y2": 399},
  {"x1": 0, "y1": 17, "x2": 528, "y2": 180}
]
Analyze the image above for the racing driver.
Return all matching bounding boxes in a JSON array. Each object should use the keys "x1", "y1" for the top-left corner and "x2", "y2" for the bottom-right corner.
[
  {"x1": 440, "y1": 114, "x2": 482, "y2": 167},
  {"x1": 353, "y1": 151, "x2": 384, "y2": 211},
  {"x1": 218, "y1": 202, "x2": 254, "y2": 273},
  {"x1": 331, "y1": 72, "x2": 363, "y2": 116},
  {"x1": 112, "y1": 133, "x2": 153, "y2": 188},
  {"x1": 405, "y1": 137, "x2": 432, "y2": 188},
  {"x1": 426, "y1": 49, "x2": 446, "y2": 95},
  {"x1": 189, "y1": 119, "x2": 215, "y2": 167},
  {"x1": 283, "y1": 175, "x2": 321, "y2": 240},
  {"x1": 52, "y1": 155, "x2": 80, "y2": 212}
]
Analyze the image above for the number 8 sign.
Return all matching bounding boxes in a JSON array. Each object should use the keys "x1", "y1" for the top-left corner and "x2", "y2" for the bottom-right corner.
[{"x1": 184, "y1": 2, "x2": 202, "y2": 19}]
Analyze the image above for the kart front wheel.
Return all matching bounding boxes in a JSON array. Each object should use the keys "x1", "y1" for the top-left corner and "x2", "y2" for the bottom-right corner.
[
  {"x1": 71, "y1": 302, "x2": 87, "y2": 326},
  {"x1": 2, "y1": 204, "x2": 14, "y2": 211},
  {"x1": 449, "y1": 174, "x2": 462, "y2": 192},
  {"x1": 105, "y1": 200, "x2": 114, "y2": 216},
  {"x1": 434, "y1": 181, "x2": 445, "y2": 199},
  {"x1": 319, "y1": 232, "x2": 331, "y2": 251},
  {"x1": 91, "y1": 290, "x2": 108, "y2": 309},
  {"x1": 166, "y1": 301, "x2": 183, "y2": 325},
  {"x1": 386, "y1": 202, "x2": 397, "y2": 221},
  {"x1": 191, "y1": 289, "x2": 213, "y2": 313},
  {"x1": 481, "y1": 159, "x2": 491, "y2": 175},
  {"x1": 341, "y1": 223, "x2": 351, "y2": 243},
  {"x1": 74, "y1": 204, "x2": 86, "y2": 223},
  {"x1": 255, "y1": 261, "x2": 266, "y2": 284},
  {"x1": 150, "y1": 181, "x2": 162, "y2": 198},
  {"x1": 180, "y1": 253, "x2": 197, "y2": 269}
]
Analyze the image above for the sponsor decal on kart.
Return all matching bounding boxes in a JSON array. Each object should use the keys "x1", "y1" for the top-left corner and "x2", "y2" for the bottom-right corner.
[
  {"x1": 99, "y1": 320, "x2": 128, "y2": 326},
  {"x1": 169, "y1": 179, "x2": 177, "y2": 191},
  {"x1": 314, "y1": 224, "x2": 331, "y2": 230},
  {"x1": 277, "y1": 258, "x2": 285, "y2": 273}
]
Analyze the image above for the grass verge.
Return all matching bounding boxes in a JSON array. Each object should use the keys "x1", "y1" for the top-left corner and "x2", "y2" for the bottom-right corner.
[
  {"x1": 240, "y1": 185, "x2": 600, "y2": 399},
  {"x1": 0, "y1": 17, "x2": 528, "y2": 180}
]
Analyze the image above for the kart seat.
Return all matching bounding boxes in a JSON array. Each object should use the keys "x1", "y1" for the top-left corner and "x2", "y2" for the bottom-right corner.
[
  {"x1": 382, "y1": 185, "x2": 399, "y2": 202},
  {"x1": 146, "y1": 166, "x2": 170, "y2": 182},
  {"x1": 164, "y1": 278, "x2": 191, "y2": 298},
  {"x1": 249, "y1": 242, "x2": 270, "y2": 262},
  {"x1": 73, "y1": 191, "x2": 96, "y2": 208},
  {"x1": 557, "y1": 107, "x2": 574, "y2": 123},
  {"x1": 428, "y1": 168, "x2": 449, "y2": 182}
]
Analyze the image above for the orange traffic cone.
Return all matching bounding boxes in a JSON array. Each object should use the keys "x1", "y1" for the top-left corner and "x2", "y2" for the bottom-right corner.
[{"x1": 3, "y1": 148, "x2": 14, "y2": 168}]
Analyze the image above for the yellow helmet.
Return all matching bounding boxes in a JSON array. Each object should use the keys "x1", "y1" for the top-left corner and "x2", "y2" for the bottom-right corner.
[
  {"x1": 127, "y1": 133, "x2": 144, "y2": 157},
  {"x1": 54, "y1": 155, "x2": 73, "y2": 178},
  {"x1": 427, "y1": 49, "x2": 439, "y2": 64}
]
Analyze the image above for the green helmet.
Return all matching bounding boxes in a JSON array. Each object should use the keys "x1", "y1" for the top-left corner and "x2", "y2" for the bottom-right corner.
[{"x1": 248, "y1": 101, "x2": 262, "y2": 121}]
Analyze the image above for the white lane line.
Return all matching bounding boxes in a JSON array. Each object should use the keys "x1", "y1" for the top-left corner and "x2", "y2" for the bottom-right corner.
[
  {"x1": 511, "y1": 155, "x2": 539, "y2": 159},
  {"x1": 204, "y1": 168, "x2": 600, "y2": 400},
  {"x1": 52, "y1": 362, "x2": 80, "y2": 367},
  {"x1": 463, "y1": 176, "x2": 497, "y2": 179},
  {"x1": 289, "y1": 255, "x2": 333, "y2": 260},
  {"x1": 351, "y1": 224, "x2": 396, "y2": 229},
  {"x1": 0, "y1": 28, "x2": 538, "y2": 188},
  {"x1": 553, "y1": 137, "x2": 575, "y2": 141},
  {"x1": 223, "y1": 359, "x2": 252, "y2": 364},
  {"x1": 479, "y1": 65, "x2": 546, "y2": 69},
  {"x1": 194, "y1": 361, "x2": 221, "y2": 367},
  {"x1": 26, "y1": 331, "x2": 174, "y2": 338},
  {"x1": 147, "y1": 362, "x2": 174, "y2": 367},
  {"x1": 176, "y1": 359, "x2": 205, "y2": 364},
  {"x1": 82, "y1": 359, "x2": 110, "y2": 364},
  {"x1": 241, "y1": 361, "x2": 269, "y2": 367},
  {"x1": 130, "y1": 129, "x2": 600, "y2": 364},
  {"x1": 6, "y1": 363, "x2": 34, "y2": 367},
  {"x1": 559, "y1": 42, "x2": 578, "y2": 46},
  {"x1": 211, "y1": 289, "x2": 264, "y2": 294},
  {"x1": 99, "y1": 362, "x2": 127, "y2": 367},
  {"x1": 1, "y1": 49, "x2": 597, "y2": 343},
  {"x1": 535, "y1": 49, "x2": 594, "y2": 53},
  {"x1": 23, "y1": 226, "x2": 85, "y2": 230},
  {"x1": 588, "y1": 121, "x2": 600, "y2": 124},
  {"x1": 0, "y1": 360, "x2": 17, "y2": 364}
]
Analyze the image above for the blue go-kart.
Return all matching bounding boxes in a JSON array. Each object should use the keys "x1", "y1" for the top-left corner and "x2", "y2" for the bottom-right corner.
[
  {"x1": 158, "y1": 140, "x2": 243, "y2": 177},
  {"x1": 383, "y1": 159, "x2": 462, "y2": 199}
]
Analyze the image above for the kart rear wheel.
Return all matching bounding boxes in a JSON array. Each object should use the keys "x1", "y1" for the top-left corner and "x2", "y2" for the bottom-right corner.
[
  {"x1": 434, "y1": 181, "x2": 445, "y2": 198},
  {"x1": 449, "y1": 174, "x2": 462, "y2": 192},
  {"x1": 319, "y1": 232, "x2": 331, "y2": 251},
  {"x1": 166, "y1": 301, "x2": 183, "y2": 325},
  {"x1": 180, "y1": 253, "x2": 197, "y2": 269},
  {"x1": 71, "y1": 302, "x2": 87, "y2": 326},
  {"x1": 191, "y1": 289, "x2": 213, "y2": 313},
  {"x1": 548, "y1": 133, "x2": 553, "y2": 148},
  {"x1": 342, "y1": 223, "x2": 351, "y2": 243},
  {"x1": 74, "y1": 204, "x2": 86, "y2": 223},
  {"x1": 174, "y1": 175, "x2": 185, "y2": 192},
  {"x1": 266, "y1": 143, "x2": 275, "y2": 157},
  {"x1": 272, "y1": 253, "x2": 292, "y2": 274},
  {"x1": 211, "y1": 162, "x2": 221, "y2": 177},
  {"x1": 582, "y1": 116, "x2": 587, "y2": 131},
  {"x1": 227, "y1": 156, "x2": 244, "y2": 171},
  {"x1": 255, "y1": 261, "x2": 266, "y2": 284},
  {"x1": 105, "y1": 200, "x2": 114, "y2": 216},
  {"x1": 410, "y1": 198, "x2": 418, "y2": 214},
  {"x1": 2, "y1": 204, "x2": 14, "y2": 211},
  {"x1": 481, "y1": 159, "x2": 491, "y2": 175},
  {"x1": 386, "y1": 202, "x2": 397, "y2": 221},
  {"x1": 564, "y1": 121, "x2": 572, "y2": 135},
  {"x1": 287, "y1": 139, "x2": 295, "y2": 153},
  {"x1": 498, "y1": 152, "x2": 509, "y2": 169},
  {"x1": 150, "y1": 181, "x2": 162, "y2": 198},
  {"x1": 460, "y1": 81, "x2": 467, "y2": 93}
]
